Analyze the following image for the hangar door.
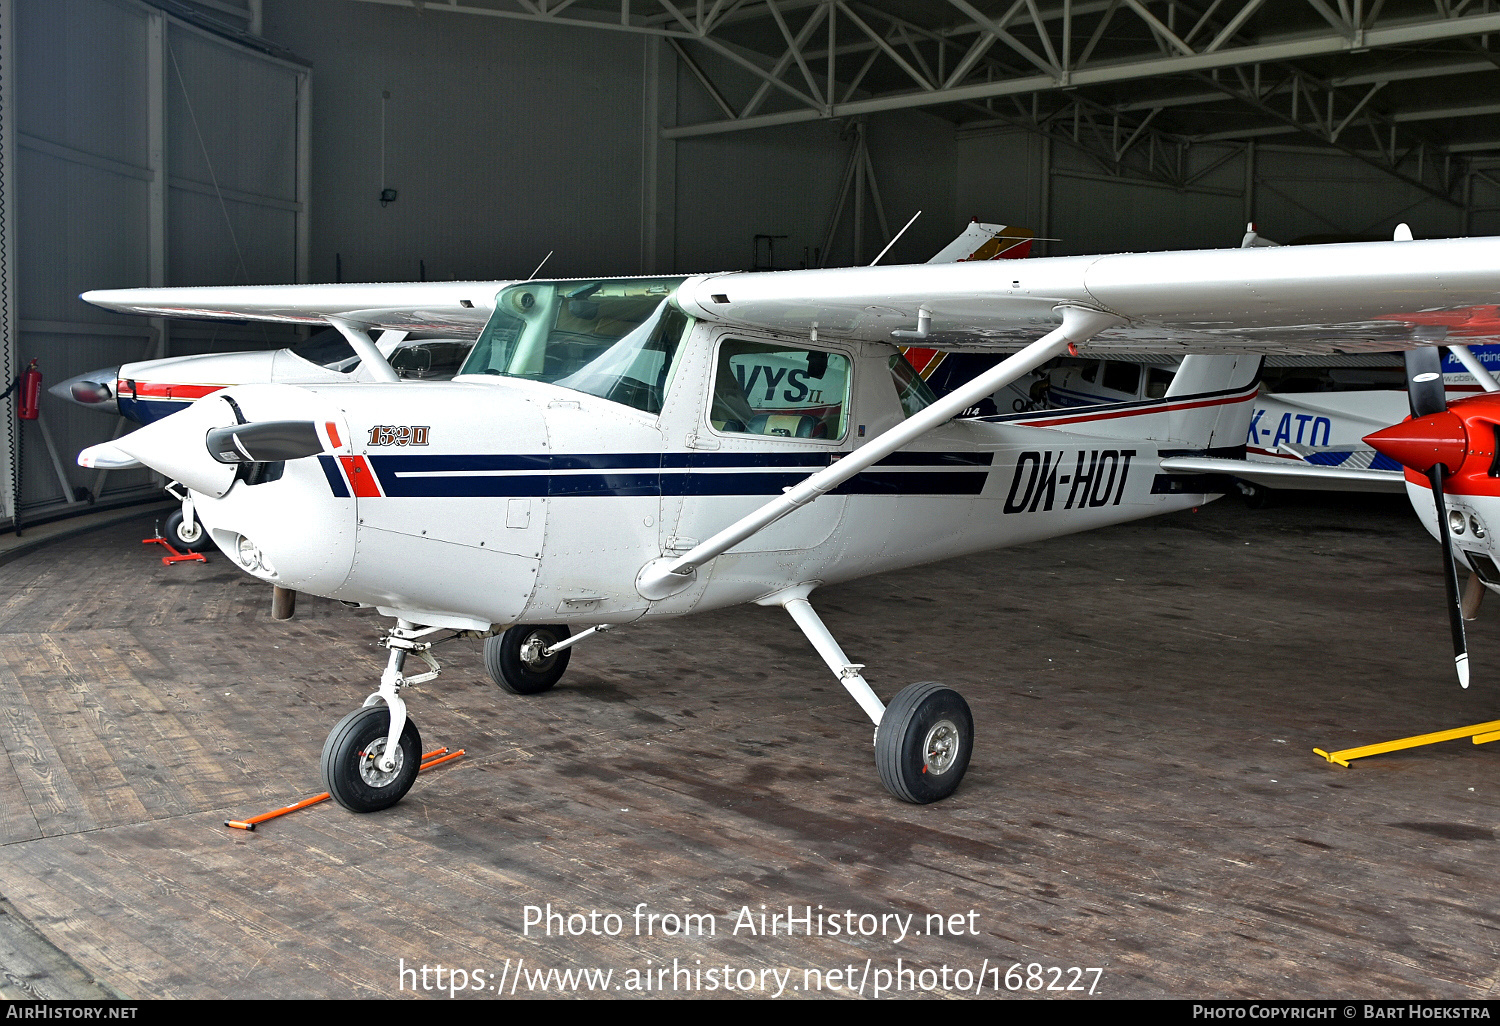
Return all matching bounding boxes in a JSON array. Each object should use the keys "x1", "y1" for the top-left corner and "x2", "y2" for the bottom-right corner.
[{"x1": 2, "y1": 0, "x2": 308, "y2": 525}]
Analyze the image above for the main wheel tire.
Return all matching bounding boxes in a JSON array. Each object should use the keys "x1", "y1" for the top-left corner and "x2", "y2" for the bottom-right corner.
[
  {"x1": 1235, "y1": 479, "x2": 1275, "y2": 510},
  {"x1": 164, "y1": 509, "x2": 209, "y2": 551},
  {"x1": 484, "y1": 625, "x2": 571, "y2": 695},
  {"x1": 874, "y1": 681, "x2": 973, "y2": 804},
  {"x1": 321, "y1": 705, "x2": 422, "y2": 813}
]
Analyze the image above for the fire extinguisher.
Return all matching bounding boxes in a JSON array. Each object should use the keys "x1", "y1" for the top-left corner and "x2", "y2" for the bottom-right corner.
[{"x1": 17, "y1": 359, "x2": 39, "y2": 421}]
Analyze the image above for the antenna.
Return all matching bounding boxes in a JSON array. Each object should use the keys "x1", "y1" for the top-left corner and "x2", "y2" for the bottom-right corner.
[
  {"x1": 528, "y1": 250, "x2": 554, "y2": 280},
  {"x1": 870, "y1": 210, "x2": 922, "y2": 266}
]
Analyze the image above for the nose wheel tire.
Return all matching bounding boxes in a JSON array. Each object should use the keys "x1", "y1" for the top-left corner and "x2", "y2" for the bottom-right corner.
[
  {"x1": 874, "y1": 681, "x2": 973, "y2": 804},
  {"x1": 485, "y1": 625, "x2": 571, "y2": 695},
  {"x1": 321, "y1": 705, "x2": 422, "y2": 813},
  {"x1": 164, "y1": 510, "x2": 209, "y2": 552}
]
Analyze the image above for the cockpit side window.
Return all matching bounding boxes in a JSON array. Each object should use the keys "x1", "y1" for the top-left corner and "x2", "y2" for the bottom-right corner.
[
  {"x1": 288, "y1": 328, "x2": 360, "y2": 373},
  {"x1": 710, "y1": 339, "x2": 849, "y2": 441},
  {"x1": 888, "y1": 351, "x2": 938, "y2": 418}
]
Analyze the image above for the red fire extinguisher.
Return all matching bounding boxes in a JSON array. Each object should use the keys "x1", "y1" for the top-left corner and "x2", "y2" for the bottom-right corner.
[{"x1": 17, "y1": 359, "x2": 39, "y2": 421}]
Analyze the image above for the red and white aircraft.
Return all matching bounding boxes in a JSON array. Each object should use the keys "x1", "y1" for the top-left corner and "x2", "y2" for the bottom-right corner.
[{"x1": 72, "y1": 227, "x2": 1500, "y2": 810}]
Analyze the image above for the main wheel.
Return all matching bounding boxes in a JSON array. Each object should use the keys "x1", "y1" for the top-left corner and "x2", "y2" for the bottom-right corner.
[
  {"x1": 1235, "y1": 479, "x2": 1275, "y2": 510},
  {"x1": 321, "y1": 705, "x2": 421, "y2": 813},
  {"x1": 164, "y1": 509, "x2": 209, "y2": 552},
  {"x1": 874, "y1": 681, "x2": 973, "y2": 804},
  {"x1": 484, "y1": 625, "x2": 571, "y2": 695}
]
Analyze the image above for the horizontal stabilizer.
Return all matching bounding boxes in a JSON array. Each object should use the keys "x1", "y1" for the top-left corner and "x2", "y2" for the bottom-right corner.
[{"x1": 1160, "y1": 455, "x2": 1406, "y2": 493}]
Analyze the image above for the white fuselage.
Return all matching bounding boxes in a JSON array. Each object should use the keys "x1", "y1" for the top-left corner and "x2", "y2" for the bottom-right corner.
[{"x1": 185, "y1": 322, "x2": 1253, "y2": 632}]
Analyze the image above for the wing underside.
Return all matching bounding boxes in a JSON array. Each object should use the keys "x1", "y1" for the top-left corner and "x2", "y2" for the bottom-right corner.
[{"x1": 81, "y1": 281, "x2": 508, "y2": 336}]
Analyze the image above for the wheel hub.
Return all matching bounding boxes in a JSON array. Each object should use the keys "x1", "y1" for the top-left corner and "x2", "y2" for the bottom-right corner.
[
  {"x1": 519, "y1": 633, "x2": 556, "y2": 670},
  {"x1": 358, "y1": 737, "x2": 404, "y2": 787},
  {"x1": 922, "y1": 719, "x2": 960, "y2": 776}
]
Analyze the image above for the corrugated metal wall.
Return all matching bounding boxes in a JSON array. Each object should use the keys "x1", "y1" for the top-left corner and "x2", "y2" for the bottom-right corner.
[
  {"x1": 263, "y1": 1, "x2": 958, "y2": 281},
  {"x1": 957, "y1": 128, "x2": 1476, "y2": 256},
  {"x1": 12, "y1": 0, "x2": 305, "y2": 520},
  {"x1": 264, "y1": 2, "x2": 650, "y2": 284}
]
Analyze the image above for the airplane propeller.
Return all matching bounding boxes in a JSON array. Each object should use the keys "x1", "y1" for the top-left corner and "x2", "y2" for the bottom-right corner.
[
  {"x1": 1364, "y1": 349, "x2": 1471, "y2": 688},
  {"x1": 205, "y1": 421, "x2": 325, "y2": 464}
]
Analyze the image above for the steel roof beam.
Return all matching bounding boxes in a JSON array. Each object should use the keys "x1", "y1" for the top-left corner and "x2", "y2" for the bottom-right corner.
[{"x1": 663, "y1": 9, "x2": 1500, "y2": 138}]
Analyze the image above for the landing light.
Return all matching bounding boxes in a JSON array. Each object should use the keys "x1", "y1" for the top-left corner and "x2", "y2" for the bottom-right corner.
[
  {"x1": 237, "y1": 535, "x2": 263, "y2": 572},
  {"x1": 1471, "y1": 515, "x2": 1487, "y2": 540},
  {"x1": 1449, "y1": 510, "x2": 1467, "y2": 535}
]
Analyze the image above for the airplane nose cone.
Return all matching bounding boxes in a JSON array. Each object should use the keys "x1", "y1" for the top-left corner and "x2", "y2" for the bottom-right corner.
[
  {"x1": 105, "y1": 394, "x2": 241, "y2": 497},
  {"x1": 50, "y1": 367, "x2": 120, "y2": 414},
  {"x1": 1364, "y1": 411, "x2": 1469, "y2": 474}
]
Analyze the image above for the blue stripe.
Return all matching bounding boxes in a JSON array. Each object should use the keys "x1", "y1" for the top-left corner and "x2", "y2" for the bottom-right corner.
[
  {"x1": 120, "y1": 396, "x2": 193, "y2": 425},
  {"x1": 357, "y1": 452, "x2": 991, "y2": 499},
  {"x1": 317, "y1": 455, "x2": 351, "y2": 498}
]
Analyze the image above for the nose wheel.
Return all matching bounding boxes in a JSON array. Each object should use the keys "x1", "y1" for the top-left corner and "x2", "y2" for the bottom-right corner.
[
  {"x1": 321, "y1": 705, "x2": 422, "y2": 813},
  {"x1": 163, "y1": 481, "x2": 210, "y2": 552}
]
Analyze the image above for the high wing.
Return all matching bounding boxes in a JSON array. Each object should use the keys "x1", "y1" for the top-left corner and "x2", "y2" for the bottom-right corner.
[
  {"x1": 76, "y1": 221, "x2": 1031, "y2": 333},
  {"x1": 81, "y1": 281, "x2": 508, "y2": 336},
  {"x1": 673, "y1": 235, "x2": 1500, "y2": 355}
]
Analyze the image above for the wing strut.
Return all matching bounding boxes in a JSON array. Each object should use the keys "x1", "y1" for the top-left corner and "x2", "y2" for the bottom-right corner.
[
  {"x1": 1450, "y1": 344, "x2": 1500, "y2": 393},
  {"x1": 327, "y1": 316, "x2": 402, "y2": 384},
  {"x1": 635, "y1": 305, "x2": 1125, "y2": 600}
]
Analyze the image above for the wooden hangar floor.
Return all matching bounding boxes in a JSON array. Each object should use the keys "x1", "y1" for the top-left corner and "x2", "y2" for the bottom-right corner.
[{"x1": 0, "y1": 494, "x2": 1494, "y2": 1001}]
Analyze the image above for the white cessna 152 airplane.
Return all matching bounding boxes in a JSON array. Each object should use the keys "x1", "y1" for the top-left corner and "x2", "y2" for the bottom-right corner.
[
  {"x1": 73, "y1": 230, "x2": 1500, "y2": 810},
  {"x1": 61, "y1": 225, "x2": 1027, "y2": 553}
]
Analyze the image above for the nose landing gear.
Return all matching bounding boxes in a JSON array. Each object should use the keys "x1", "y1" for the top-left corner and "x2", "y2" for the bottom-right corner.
[
  {"x1": 164, "y1": 481, "x2": 211, "y2": 552},
  {"x1": 321, "y1": 705, "x2": 422, "y2": 812},
  {"x1": 322, "y1": 619, "x2": 490, "y2": 813}
]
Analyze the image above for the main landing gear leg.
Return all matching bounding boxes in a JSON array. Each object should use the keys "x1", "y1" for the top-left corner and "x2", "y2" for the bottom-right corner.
[
  {"x1": 322, "y1": 619, "x2": 444, "y2": 812},
  {"x1": 762, "y1": 585, "x2": 973, "y2": 804}
]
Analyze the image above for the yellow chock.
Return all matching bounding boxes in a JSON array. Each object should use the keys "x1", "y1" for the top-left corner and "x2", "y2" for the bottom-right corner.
[{"x1": 1315, "y1": 718, "x2": 1500, "y2": 767}]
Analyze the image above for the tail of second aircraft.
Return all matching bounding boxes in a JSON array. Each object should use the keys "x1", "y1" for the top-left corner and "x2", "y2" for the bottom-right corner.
[{"x1": 990, "y1": 353, "x2": 1262, "y2": 455}]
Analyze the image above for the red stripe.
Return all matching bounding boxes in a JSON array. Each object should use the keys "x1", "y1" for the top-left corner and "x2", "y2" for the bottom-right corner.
[
  {"x1": 131, "y1": 381, "x2": 225, "y2": 400},
  {"x1": 325, "y1": 421, "x2": 342, "y2": 449},
  {"x1": 339, "y1": 455, "x2": 382, "y2": 498},
  {"x1": 1405, "y1": 468, "x2": 1500, "y2": 498},
  {"x1": 1010, "y1": 389, "x2": 1255, "y2": 427}
]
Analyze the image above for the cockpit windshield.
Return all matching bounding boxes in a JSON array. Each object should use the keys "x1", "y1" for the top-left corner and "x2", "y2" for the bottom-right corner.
[{"x1": 461, "y1": 277, "x2": 691, "y2": 415}]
